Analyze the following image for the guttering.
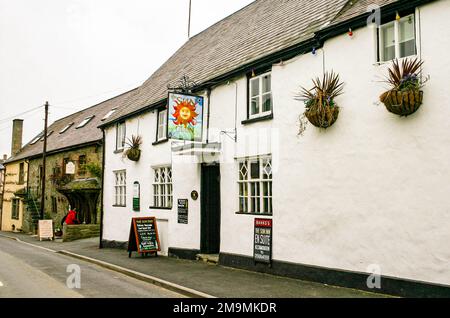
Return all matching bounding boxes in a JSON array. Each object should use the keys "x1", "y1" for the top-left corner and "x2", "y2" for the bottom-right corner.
[{"x1": 99, "y1": 129, "x2": 106, "y2": 249}]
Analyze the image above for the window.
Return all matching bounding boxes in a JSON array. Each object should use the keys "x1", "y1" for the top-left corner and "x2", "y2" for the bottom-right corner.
[
  {"x1": 18, "y1": 162, "x2": 25, "y2": 185},
  {"x1": 157, "y1": 109, "x2": 167, "y2": 142},
  {"x1": 152, "y1": 166, "x2": 173, "y2": 208},
  {"x1": 102, "y1": 108, "x2": 117, "y2": 121},
  {"x1": 238, "y1": 157, "x2": 272, "y2": 215},
  {"x1": 51, "y1": 196, "x2": 57, "y2": 214},
  {"x1": 11, "y1": 199, "x2": 20, "y2": 220},
  {"x1": 59, "y1": 123, "x2": 74, "y2": 134},
  {"x1": 114, "y1": 170, "x2": 126, "y2": 207},
  {"x1": 76, "y1": 116, "x2": 94, "y2": 129},
  {"x1": 30, "y1": 134, "x2": 43, "y2": 145},
  {"x1": 40, "y1": 131, "x2": 53, "y2": 141},
  {"x1": 379, "y1": 14, "x2": 416, "y2": 62},
  {"x1": 249, "y1": 72, "x2": 272, "y2": 119},
  {"x1": 78, "y1": 155, "x2": 86, "y2": 176},
  {"x1": 116, "y1": 121, "x2": 126, "y2": 151}
]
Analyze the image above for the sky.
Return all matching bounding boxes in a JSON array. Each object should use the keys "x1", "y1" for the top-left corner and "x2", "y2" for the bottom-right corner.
[{"x1": 0, "y1": 0, "x2": 254, "y2": 158}]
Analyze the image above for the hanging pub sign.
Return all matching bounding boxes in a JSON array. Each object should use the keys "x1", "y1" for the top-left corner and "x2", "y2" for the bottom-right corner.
[
  {"x1": 128, "y1": 217, "x2": 161, "y2": 258},
  {"x1": 177, "y1": 199, "x2": 189, "y2": 224},
  {"x1": 254, "y1": 219, "x2": 273, "y2": 264},
  {"x1": 133, "y1": 182, "x2": 140, "y2": 212},
  {"x1": 168, "y1": 93, "x2": 204, "y2": 142}
]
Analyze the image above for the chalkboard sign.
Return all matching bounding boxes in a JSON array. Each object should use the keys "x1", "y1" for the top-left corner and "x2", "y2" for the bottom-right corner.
[
  {"x1": 254, "y1": 219, "x2": 272, "y2": 264},
  {"x1": 178, "y1": 199, "x2": 189, "y2": 224},
  {"x1": 128, "y1": 217, "x2": 161, "y2": 257}
]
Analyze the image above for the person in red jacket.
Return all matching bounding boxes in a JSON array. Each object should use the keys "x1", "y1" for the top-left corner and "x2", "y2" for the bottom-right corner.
[{"x1": 64, "y1": 209, "x2": 80, "y2": 225}]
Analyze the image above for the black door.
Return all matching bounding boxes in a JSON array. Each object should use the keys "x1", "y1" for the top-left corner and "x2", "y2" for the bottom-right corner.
[{"x1": 201, "y1": 164, "x2": 221, "y2": 254}]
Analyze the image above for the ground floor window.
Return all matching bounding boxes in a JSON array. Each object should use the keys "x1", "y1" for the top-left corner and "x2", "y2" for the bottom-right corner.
[
  {"x1": 11, "y1": 198, "x2": 20, "y2": 220},
  {"x1": 114, "y1": 170, "x2": 126, "y2": 207},
  {"x1": 238, "y1": 156, "x2": 272, "y2": 215},
  {"x1": 152, "y1": 166, "x2": 173, "y2": 208}
]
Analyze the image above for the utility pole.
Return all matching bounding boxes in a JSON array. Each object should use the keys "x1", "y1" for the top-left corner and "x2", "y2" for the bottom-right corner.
[
  {"x1": 40, "y1": 101, "x2": 49, "y2": 220},
  {"x1": 188, "y1": 0, "x2": 192, "y2": 39}
]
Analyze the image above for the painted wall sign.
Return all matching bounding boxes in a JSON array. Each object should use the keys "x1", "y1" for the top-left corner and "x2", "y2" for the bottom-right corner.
[
  {"x1": 38, "y1": 220, "x2": 54, "y2": 241},
  {"x1": 177, "y1": 199, "x2": 189, "y2": 224},
  {"x1": 133, "y1": 182, "x2": 140, "y2": 212},
  {"x1": 254, "y1": 218, "x2": 273, "y2": 264},
  {"x1": 128, "y1": 217, "x2": 161, "y2": 257},
  {"x1": 168, "y1": 93, "x2": 204, "y2": 142},
  {"x1": 65, "y1": 162, "x2": 75, "y2": 175}
]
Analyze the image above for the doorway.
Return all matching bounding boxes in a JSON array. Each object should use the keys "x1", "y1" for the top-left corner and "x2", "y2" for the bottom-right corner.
[{"x1": 200, "y1": 164, "x2": 221, "y2": 254}]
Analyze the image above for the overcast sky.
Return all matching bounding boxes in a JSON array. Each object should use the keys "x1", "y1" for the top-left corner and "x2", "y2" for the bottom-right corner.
[{"x1": 0, "y1": 0, "x2": 254, "y2": 157}]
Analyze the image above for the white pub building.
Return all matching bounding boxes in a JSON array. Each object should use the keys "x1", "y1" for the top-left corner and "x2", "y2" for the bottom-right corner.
[{"x1": 99, "y1": 0, "x2": 450, "y2": 297}]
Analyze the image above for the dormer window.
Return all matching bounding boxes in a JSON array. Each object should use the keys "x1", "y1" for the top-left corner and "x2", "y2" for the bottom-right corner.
[
  {"x1": 102, "y1": 109, "x2": 117, "y2": 121},
  {"x1": 76, "y1": 116, "x2": 95, "y2": 129},
  {"x1": 59, "y1": 123, "x2": 74, "y2": 134}
]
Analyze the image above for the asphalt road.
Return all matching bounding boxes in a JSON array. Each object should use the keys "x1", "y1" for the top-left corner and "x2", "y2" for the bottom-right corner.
[{"x1": 0, "y1": 236, "x2": 184, "y2": 298}]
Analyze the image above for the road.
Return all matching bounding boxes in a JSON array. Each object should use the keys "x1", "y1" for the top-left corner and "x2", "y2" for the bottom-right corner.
[{"x1": 0, "y1": 236, "x2": 184, "y2": 298}]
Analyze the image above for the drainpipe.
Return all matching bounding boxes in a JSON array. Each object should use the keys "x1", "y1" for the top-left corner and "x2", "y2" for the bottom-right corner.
[
  {"x1": 99, "y1": 129, "x2": 106, "y2": 249},
  {"x1": 206, "y1": 88, "x2": 211, "y2": 144},
  {"x1": 0, "y1": 165, "x2": 6, "y2": 231}
]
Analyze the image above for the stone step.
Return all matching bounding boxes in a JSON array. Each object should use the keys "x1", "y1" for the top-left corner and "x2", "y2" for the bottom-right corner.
[{"x1": 196, "y1": 254, "x2": 219, "y2": 265}]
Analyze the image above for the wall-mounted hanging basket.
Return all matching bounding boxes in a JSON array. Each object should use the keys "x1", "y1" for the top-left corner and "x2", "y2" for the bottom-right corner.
[
  {"x1": 297, "y1": 71, "x2": 344, "y2": 134},
  {"x1": 124, "y1": 135, "x2": 142, "y2": 162},
  {"x1": 379, "y1": 58, "x2": 427, "y2": 117},
  {"x1": 126, "y1": 148, "x2": 141, "y2": 162}
]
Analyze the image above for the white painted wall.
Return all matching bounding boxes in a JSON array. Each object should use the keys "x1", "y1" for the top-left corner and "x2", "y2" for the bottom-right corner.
[{"x1": 103, "y1": 1, "x2": 450, "y2": 285}]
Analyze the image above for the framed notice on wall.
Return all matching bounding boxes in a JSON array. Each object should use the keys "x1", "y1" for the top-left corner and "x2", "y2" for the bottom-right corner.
[
  {"x1": 177, "y1": 199, "x2": 189, "y2": 224},
  {"x1": 254, "y1": 219, "x2": 272, "y2": 264}
]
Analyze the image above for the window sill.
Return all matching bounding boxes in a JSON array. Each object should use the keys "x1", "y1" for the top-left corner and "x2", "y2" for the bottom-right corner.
[
  {"x1": 152, "y1": 139, "x2": 169, "y2": 146},
  {"x1": 241, "y1": 113, "x2": 273, "y2": 125},
  {"x1": 235, "y1": 212, "x2": 273, "y2": 217},
  {"x1": 150, "y1": 206, "x2": 172, "y2": 210},
  {"x1": 114, "y1": 149, "x2": 124, "y2": 154},
  {"x1": 112, "y1": 205, "x2": 126, "y2": 208}
]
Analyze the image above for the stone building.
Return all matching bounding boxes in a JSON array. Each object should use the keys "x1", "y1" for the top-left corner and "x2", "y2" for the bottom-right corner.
[{"x1": 4, "y1": 89, "x2": 136, "y2": 234}]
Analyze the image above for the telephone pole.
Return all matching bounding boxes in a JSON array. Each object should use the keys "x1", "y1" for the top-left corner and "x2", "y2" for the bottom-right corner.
[
  {"x1": 188, "y1": 0, "x2": 192, "y2": 39},
  {"x1": 40, "y1": 101, "x2": 49, "y2": 220}
]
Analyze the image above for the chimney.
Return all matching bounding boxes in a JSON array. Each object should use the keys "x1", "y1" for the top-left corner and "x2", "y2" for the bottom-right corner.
[{"x1": 11, "y1": 119, "x2": 23, "y2": 156}]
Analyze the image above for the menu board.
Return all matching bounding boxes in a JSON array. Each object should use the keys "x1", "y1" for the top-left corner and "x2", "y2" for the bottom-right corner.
[
  {"x1": 38, "y1": 220, "x2": 54, "y2": 241},
  {"x1": 177, "y1": 199, "x2": 189, "y2": 224},
  {"x1": 128, "y1": 217, "x2": 161, "y2": 256},
  {"x1": 254, "y1": 219, "x2": 272, "y2": 264}
]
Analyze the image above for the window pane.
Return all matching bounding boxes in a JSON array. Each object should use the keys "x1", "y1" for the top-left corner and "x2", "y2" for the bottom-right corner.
[
  {"x1": 251, "y1": 97, "x2": 260, "y2": 115},
  {"x1": 250, "y1": 161, "x2": 260, "y2": 179},
  {"x1": 400, "y1": 40, "x2": 416, "y2": 58},
  {"x1": 382, "y1": 24, "x2": 395, "y2": 61},
  {"x1": 399, "y1": 16, "x2": 415, "y2": 42},
  {"x1": 262, "y1": 93, "x2": 272, "y2": 112},
  {"x1": 262, "y1": 74, "x2": 271, "y2": 93},
  {"x1": 251, "y1": 78, "x2": 259, "y2": 97}
]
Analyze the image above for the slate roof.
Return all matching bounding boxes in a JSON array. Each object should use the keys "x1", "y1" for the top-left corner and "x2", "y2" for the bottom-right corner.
[
  {"x1": 6, "y1": 88, "x2": 138, "y2": 164},
  {"x1": 100, "y1": 0, "x2": 403, "y2": 128}
]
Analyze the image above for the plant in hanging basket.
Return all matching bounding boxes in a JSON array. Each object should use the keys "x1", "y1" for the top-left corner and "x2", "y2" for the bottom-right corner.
[
  {"x1": 124, "y1": 135, "x2": 142, "y2": 162},
  {"x1": 379, "y1": 58, "x2": 427, "y2": 116},
  {"x1": 296, "y1": 71, "x2": 344, "y2": 134}
]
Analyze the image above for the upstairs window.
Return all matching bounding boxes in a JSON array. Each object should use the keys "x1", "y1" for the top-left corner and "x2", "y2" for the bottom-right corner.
[
  {"x1": 102, "y1": 108, "x2": 117, "y2": 121},
  {"x1": 157, "y1": 109, "x2": 167, "y2": 142},
  {"x1": 18, "y1": 162, "x2": 25, "y2": 185},
  {"x1": 78, "y1": 155, "x2": 87, "y2": 176},
  {"x1": 249, "y1": 72, "x2": 273, "y2": 119},
  {"x1": 76, "y1": 116, "x2": 94, "y2": 129},
  {"x1": 378, "y1": 14, "x2": 416, "y2": 62},
  {"x1": 59, "y1": 123, "x2": 74, "y2": 134},
  {"x1": 116, "y1": 121, "x2": 126, "y2": 151},
  {"x1": 30, "y1": 134, "x2": 43, "y2": 145}
]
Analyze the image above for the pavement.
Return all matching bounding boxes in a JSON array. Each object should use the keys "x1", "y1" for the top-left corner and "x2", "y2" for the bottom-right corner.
[{"x1": 0, "y1": 231, "x2": 390, "y2": 298}]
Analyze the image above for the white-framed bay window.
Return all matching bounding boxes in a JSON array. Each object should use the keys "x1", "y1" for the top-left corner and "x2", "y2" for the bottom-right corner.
[
  {"x1": 114, "y1": 170, "x2": 126, "y2": 207},
  {"x1": 152, "y1": 166, "x2": 173, "y2": 209},
  {"x1": 249, "y1": 71, "x2": 272, "y2": 119},
  {"x1": 378, "y1": 14, "x2": 417, "y2": 62},
  {"x1": 238, "y1": 156, "x2": 272, "y2": 215}
]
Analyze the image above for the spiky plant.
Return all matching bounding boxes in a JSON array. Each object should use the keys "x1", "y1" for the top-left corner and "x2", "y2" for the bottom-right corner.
[
  {"x1": 384, "y1": 57, "x2": 424, "y2": 91},
  {"x1": 124, "y1": 135, "x2": 143, "y2": 161}
]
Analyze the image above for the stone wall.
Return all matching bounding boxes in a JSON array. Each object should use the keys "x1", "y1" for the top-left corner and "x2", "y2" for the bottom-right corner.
[{"x1": 63, "y1": 224, "x2": 100, "y2": 242}]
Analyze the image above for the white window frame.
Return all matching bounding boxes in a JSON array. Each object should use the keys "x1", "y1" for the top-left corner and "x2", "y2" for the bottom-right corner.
[
  {"x1": 238, "y1": 156, "x2": 272, "y2": 215},
  {"x1": 114, "y1": 170, "x2": 126, "y2": 207},
  {"x1": 378, "y1": 14, "x2": 417, "y2": 62},
  {"x1": 249, "y1": 71, "x2": 273, "y2": 119},
  {"x1": 11, "y1": 198, "x2": 20, "y2": 220},
  {"x1": 76, "y1": 116, "x2": 95, "y2": 129},
  {"x1": 152, "y1": 166, "x2": 173, "y2": 209},
  {"x1": 116, "y1": 121, "x2": 126, "y2": 151},
  {"x1": 102, "y1": 108, "x2": 117, "y2": 121},
  {"x1": 157, "y1": 109, "x2": 168, "y2": 142},
  {"x1": 59, "y1": 123, "x2": 74, "y2": 134}
]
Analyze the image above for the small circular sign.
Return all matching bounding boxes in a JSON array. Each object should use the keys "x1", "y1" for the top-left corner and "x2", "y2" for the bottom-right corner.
[{"x1": 191, "y1": 190, "x2": 199, "y2": 201}]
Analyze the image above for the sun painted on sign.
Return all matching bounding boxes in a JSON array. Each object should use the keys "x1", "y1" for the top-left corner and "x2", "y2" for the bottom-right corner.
[{"x1": 168, "y1": 93, "x2": 203, "y2": 142}]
